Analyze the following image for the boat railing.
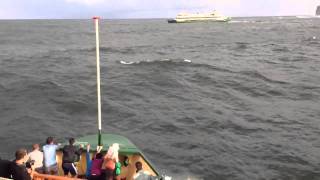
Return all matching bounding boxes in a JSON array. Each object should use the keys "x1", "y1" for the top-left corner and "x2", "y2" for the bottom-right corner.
[
  {"x1": 0, "y1": 177, "x2": 12, "y2": 180},
  {"x1": 32, "y1": 173, "x2": 84, "y2": 180}
]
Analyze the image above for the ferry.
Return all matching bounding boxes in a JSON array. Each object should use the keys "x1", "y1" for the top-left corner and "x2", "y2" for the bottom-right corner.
[
  {"x1": 168, "y1": 10, "x2": 231, "y2": 23},
  {"x1": 1, "y1": 17, "x2": 168, "y2": 180},
  {"x1": 44, "y1": 134, "x2": 160, "y2": 179}
]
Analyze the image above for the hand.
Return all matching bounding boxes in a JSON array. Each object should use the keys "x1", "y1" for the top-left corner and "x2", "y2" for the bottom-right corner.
[
  {"x1": 86, "y1": 144, "x2": 91, "y2": 152},
  {"x1": 27, "y1": 168, "x2": 32, "y2": 174},
  {"x1": 27, "y1": 164, "x2": 35, "y2": 174},
  {"x1": 28, "y1": 165, "x2": 36, "y2": 178},
  {"x1": 31, "y1": 164, "x2": 35, "y2": 171},
  {"x1": 97, "y1": 146, "x2": 103, "y2": 153}
]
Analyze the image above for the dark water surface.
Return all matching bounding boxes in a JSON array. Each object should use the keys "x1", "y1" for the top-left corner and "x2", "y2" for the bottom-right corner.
[{"x1": 0, "y1": 17, "x2": 320, "y2": 180}]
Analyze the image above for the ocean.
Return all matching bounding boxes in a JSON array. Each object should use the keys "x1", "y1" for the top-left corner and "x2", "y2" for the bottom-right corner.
[{"x1": 0, "y1": 16, "x2": 320, "y2": 180}]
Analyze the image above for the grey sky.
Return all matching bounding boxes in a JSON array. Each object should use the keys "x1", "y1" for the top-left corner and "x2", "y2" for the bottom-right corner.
[{"x1": 1, "y1": 0, "x2": 319, "y2": 19}]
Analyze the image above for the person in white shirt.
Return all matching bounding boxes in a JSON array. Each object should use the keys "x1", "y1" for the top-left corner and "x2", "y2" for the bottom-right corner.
[
  {"x1": 28, "y1": 144, "x2": 44, "y2": 173},
  {"x1": 133, "y1": 161, "x2": 154, "y2": 180},
  {"x1": 43, "y1": 137, "x2": 59, "y2": 175}
]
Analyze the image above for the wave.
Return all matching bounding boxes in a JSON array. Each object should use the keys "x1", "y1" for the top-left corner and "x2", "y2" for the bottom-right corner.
[
  {"x1": 295, "y1": 15, "x2": 318, "y2": 19},
  {"x1": 88, "y1": 45, "x2": 153, "y2": 54},
  {"x1": 120, "y1": 60, "x2": 136, "y2": 65},
  {"x1": 118, "y1": 58, "x2": 192, "y2": 65},
  {"x1": 53, "y1": 98, "x2": 92, "y2": 115},
  {"x1": 228, "y1": 20, "x2": 255, "y2": 24},
  {"x1": 13, "y1": 80, "x2": 68, "y2": 102},
  {"x1": 303, "y1": 36, "x2": 319, "y2": 46},
  {"x1": 117, "y1": 58, "x2": 241, "y2": 79},
  {"x1": 234, "y1": 42, "x2": 249, "y2": 50},
  {"x1": 55, "y1": 46, "x2": 149, "y2": 55},
  {"x1": 272, "y1": 46, "x2": 290, "y2": 53},
  {"x1": 241, "y1": 70, "x2": 288, "y2": 85}
]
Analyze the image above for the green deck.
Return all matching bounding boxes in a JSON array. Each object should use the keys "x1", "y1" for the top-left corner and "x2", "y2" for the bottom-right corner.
[
  {"x1": 73, "y1": 134, "x2": 140, "y2": 154},
  {"x1": 60, "y1": 133, "x2": 159, "y2": 175}
]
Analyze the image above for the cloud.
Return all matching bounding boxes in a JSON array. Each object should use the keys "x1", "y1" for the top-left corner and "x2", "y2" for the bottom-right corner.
[
  {"x1": 0, "y1": 0, "x2": 319, "y2": 19},
  {"x1": 278, "y1": 0, "x2": 319, "y2": 15},
  {"x1": 63, "y1": 0, "x2": 240, "y2": 10},
  {"x1": 65, "y1": 0, "x2": 105, "y2": 6},
  {"x1": 60, "y1": 0, "x2": 243, "y2": 18}
]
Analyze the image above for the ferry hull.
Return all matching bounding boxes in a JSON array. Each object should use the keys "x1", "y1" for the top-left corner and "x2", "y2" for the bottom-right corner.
[{"x1": 167, "y1": 17, "x2": 231, "y2": 23}]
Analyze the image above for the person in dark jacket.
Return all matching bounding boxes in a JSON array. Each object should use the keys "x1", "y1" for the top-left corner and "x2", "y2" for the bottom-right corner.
[
  {"x1": 62, "y1": 138, "x2": 83, "y2": 177},
  {"x1": 9, "y1": 149, "x2": 33, "y2": 180}
]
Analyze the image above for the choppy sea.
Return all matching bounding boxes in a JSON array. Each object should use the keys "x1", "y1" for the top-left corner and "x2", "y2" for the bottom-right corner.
[{"x1": 0, "y1": 16, "x2": 320, "y2": 180}]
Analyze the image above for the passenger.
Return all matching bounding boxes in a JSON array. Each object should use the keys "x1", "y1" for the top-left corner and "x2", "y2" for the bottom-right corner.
[
  {"x1": 102, "y1": 143, "x2": 119, "y2": 180},
  {"x1": 133, "y1": 161, "x2": 153, "y2": 180},
  {"x1": 62, "y1": 137, "x2": 83, "y2": 177},
  {"x1": 86, "y1": 144, "x2": 104, "y2": 180},
  {"x1": 27, "y1": 143, "x2": 43, "y2": 173},
  {"x1": 9, "y1": 148, "x2": 33, "y2": 180},
  {"x1": 43, "y1": 137, "x2": 59, "y2": 175},
  {"x1": 117, "y1": 156, "x2": 130, "y2": 180},
  {"x1": 0, "y1": 158, "x2": 11, "y2": 178},
  {"x1": 85, "y1": 144, "x2": 92, "y2": 178}
]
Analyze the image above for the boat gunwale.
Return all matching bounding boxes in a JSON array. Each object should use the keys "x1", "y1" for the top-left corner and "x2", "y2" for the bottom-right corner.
[{"x1": 58, "y1": 133, "x2": 160, "y2": 176}]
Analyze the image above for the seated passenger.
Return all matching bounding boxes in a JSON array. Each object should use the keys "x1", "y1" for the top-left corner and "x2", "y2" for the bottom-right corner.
[
  {"x1": 43, "y1": 137, "x2": 59, "y2": 175},
  {"x1": 28, "y1": 144, "x2": 43, "y2": 173},
  {"x1": 9, "y1": 148, "x2": 33, "y2": 180},
  {"x1": 133, "y1": 161, "x2": 154, "y2": 180}
]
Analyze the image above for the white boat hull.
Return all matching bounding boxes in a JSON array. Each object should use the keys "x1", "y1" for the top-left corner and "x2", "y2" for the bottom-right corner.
[{"x1": 168, "y1": 11, "x2": 231, "y2": 23}]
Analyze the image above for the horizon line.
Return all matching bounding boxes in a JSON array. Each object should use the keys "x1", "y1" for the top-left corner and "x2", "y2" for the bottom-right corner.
[{"x1": 0, "y1": 14, "x2": 317, "y2": 20}]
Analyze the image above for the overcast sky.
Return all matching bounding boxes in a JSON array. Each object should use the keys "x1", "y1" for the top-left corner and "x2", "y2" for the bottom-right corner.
[{"x1": 1, "y1": 0, "x2": 320, "y2": 19}]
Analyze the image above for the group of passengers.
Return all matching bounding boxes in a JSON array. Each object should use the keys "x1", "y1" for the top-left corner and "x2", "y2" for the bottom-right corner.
[{"x1": 0, "y1": 136, "x2": 154, "y2": 180}]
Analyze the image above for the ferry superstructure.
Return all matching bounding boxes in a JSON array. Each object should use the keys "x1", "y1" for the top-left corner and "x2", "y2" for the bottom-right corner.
[{"x1": 168, "y1": 10, "x2": 231, "y2": 23}]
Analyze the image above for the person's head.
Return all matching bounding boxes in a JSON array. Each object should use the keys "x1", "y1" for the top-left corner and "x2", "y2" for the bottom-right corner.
[
  {"x1": 32, "y1": 144, "x2": 40, "y2": 151},
  {"x1": 46, "y1": 137, "x2": 54, "y2": 145},
  {"x1": 95, "y1": 152, "x2": 103, "y2": 159},
  {"x1": 15, "y1": 149, "x2": 27, "y2": 161},
  {"x1": 69, "y1": 138, "x2": 75, "y2": 145},
  {"x1": 135, "y1": 161, "x2": 143, "y2": 172}
]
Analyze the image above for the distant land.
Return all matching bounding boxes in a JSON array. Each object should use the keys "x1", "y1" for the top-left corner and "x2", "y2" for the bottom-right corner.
[{"x1": 316, "y1": 5, "x2": 320, "y2": 15}]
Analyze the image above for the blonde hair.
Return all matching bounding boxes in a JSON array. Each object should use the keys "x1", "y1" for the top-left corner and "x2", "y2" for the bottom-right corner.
[{"x1": 106, "y1": 143, "x2": 120, "y2": 162}]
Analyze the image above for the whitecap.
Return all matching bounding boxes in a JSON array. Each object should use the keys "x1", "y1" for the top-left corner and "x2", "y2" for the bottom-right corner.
[
  {"x1": 228, "y1": 20, "x2": 253, "y2": 24},
  {"x1": 296, "y1": 15, "x2": 314, "y2": 19},
  {"x1": 120, "y1": 60, "x2": 135, "y2": 65}
]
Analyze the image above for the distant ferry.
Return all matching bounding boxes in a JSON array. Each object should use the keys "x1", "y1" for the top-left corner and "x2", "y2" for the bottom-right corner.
[{"x1": 168, "y1": 10, "x2": 231, "y2": 23}]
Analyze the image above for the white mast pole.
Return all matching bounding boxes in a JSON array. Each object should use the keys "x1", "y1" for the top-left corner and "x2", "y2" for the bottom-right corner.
[{"x1": 93, "y1": 16, "x2": 102, "y2": 146}]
